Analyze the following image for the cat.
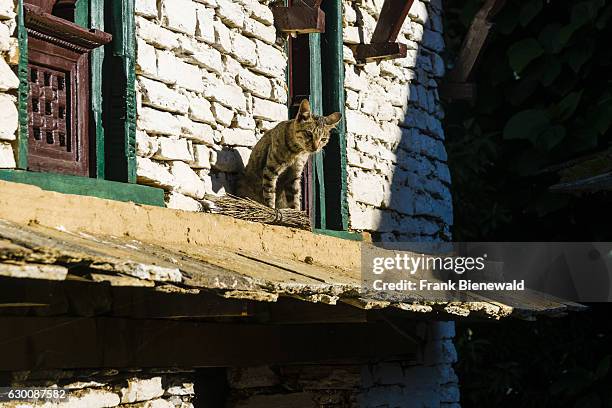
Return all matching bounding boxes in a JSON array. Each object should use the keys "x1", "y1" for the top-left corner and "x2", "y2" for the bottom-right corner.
[{"x1": 237, "y1": 99, "x2": 341, "y2": 209}]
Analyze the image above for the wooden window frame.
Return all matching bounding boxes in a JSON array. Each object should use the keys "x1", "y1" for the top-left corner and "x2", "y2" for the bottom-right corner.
[
  {"x1": 286, "y1": 0, "x2": 359, "y2": 240},
  {"x1": 0, "y1": 0, "x2": 164, "y2": 206}
]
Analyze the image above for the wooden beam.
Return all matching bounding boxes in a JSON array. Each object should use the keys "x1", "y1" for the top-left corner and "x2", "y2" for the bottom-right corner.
[
  {"x1": 549, "y1": 172, "x2": 612, "y2": 193},
  {"x1": 272, "y1": 6, "x2": 326, "y2": 34},
  {"x1": 0, "y1": 317, "x2": 418, "y2": 370},
  {"x1": 447, "y1": 0, "x2": 506, "y2": 84},
  {"x1": 371, "y1": 0, "x2": 415, "y2": 43},
  {"x1": 352, "y1": 42, "x2": 407, "y2": 63}
]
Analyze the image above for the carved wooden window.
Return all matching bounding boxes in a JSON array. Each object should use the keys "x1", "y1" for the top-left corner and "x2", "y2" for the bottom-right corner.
[{"x1": 23, "y1": 1, "x2": 111, "y2": 176}]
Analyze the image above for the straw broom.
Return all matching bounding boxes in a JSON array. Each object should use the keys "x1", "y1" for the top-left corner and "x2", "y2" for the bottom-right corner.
[{"x1": 203, "y1": 194, "x2": 311, "y2": 230}]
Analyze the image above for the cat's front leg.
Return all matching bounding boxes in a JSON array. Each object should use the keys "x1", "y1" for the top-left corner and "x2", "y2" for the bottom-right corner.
[
  {"x1": 286, "y1": 174, "x2": 302, "y2": 210},
  {"x1": 262, "y1": 161, "x2": 285, "y2": 208}
]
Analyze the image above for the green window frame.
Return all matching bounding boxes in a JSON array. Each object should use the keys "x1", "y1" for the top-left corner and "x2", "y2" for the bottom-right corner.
[
  {"x1": 1, "y1": 0, "x2": 164, "y2": 206},
  {"x1": 306, "y1": 0, "x2": 360, "y2": 240}
]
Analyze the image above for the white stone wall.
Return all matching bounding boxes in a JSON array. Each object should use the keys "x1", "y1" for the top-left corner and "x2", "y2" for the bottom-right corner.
[
  {"x1": 343, "y1": 0, "x2": 452, "y2": 242},
  {"x1": 0, "y1": 0, "x2": 19, "y2": 169},
  {"x1": 3, "y1": 369, "x2": 196, "y2": 407},
  {"x1": 134, "y1": 0, "x2": 288, "y2": 211}
]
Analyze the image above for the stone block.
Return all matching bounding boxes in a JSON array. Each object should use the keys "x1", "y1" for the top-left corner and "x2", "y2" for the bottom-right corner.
[
  {"x1": 0, "y1": 142, "x2": 15, "y2": 168},
  {"x1": 252, "y1": 40, "x2": 286, "y2": 78},
  {"x1": 138, "y1": 107, "x2": 181, "y2": 136},
  {"x1": 189, "y1": 43, "x2": 223, "y2": 74},
  {"x1": 211, "y1": 102, "x2": 234, "y2": 127},
  {"x1": 207, "y1": 82, "x2": 247, "y2": 112},
  {"x1": 136, "y1": 38, "x2": 157, "y2": 77},
  {"x1": 236, "y1": 68, "x2": 272, "y2": 98},
  {"x1": 243, "y1": 0, "x2": 273, "y2": 25},
  {"x1": 252, "y1": 97, "x2": 287, "y2": 122},
  {"x1": 166, "y1": 192, "x2": 203, "y2": 212},
  {"x1": 187, "y1": 95, "x2": 216, "y2": 125},
  {"x1": 0, "y1": 20, "x2": 11, "y2": 51},
  {"x1": 216, "y1": 0, "x2": 244, "y2": 28},
  {"x1": 156, "y1": 49, "x2": 180, "y2": 84},
  {"x1": 0, "y1": 0, "x2": 15, "y2": 19},
  {"x1": 231, "y1": 32, "x2": 257, "y2": 66},
  {"x1": 348, "y1": 171, "x2": 385, "y2": 206},
  {"x1": 175, "y1": 61, "x2": 205, "y2": 93},
  {"x1": 221, "y1": 127, "x2": 258, "y2": 147},
  {"x1": 120, "y1": 377, "x2": 164, "y2": 404},
  {"x1": 135, "y1": 0, "x2": 158, "y2": 18},
  {"x1": 139, "y1": 77, "x2": 189, "y2": 114},
  {"x1": 170, "y1": 161, "x2": 207, "y2": 199},
  {"x1": 0, "y1": 93, "x2": 17, "y2": 140},
  {"x1": 0, "y1": 57, "x2": 18, "y2": 91},
  {"x1": 160, "y1": 0, "x2": 197, "y2": 35},
  {"x1": 136, "y1": 16, "x2": 180, "y2": 50},
  {"x1": 195, "y1": 4, "x2": 216, "y2": 44},
  {"x1": 136, "y1": 130, "x2": 159, "y2": 158},
  {"x1": 190, "y1": 144, "x2": 211, "y2": 168},
  {"x1": 177, "y1": 116, "x2": 215, "y2": 145},
  {"x1": 153, "y1": 137, "x2": 193, "y2": 161},
  {"x1": 137, "y1": 157, "x2": 175, "y2": 188},
  {"x1": 243, "y1": 17, "x2": 276, "y2": 45},
  {"x1": 212, "y1": 18, "x2": 232, "y2": 53}
]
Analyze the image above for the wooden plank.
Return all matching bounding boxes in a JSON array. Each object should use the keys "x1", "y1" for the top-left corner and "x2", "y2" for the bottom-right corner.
[
  {"x1": 371, "y1": 0, "x2": 415, "y2": 43},
  {"x1": 0, "y1": 278, "x2": 254, "y2": 319},
  {"x1": 263, "y1": 297, "x2": 368, "y2": 324},
  {"x1": 309, "y1": 32, "x2": 326, "y2": 229},
  {"x1": 447, "y1": 0, "x2": 506, "y2": 83},
  {"x1": 0, "y1": 317, "x2": 417, "y2": 370},
  {"x1": 352, "y1": 42, "x2": 407, "y2": 63},
  {"x1": 549, "y1": 172, "x2": 612, "y2": 193},
  {"x1": 0, "y1": 170, "x2": 164, "y2": 206},
  {"x1": 272, "y1": 6, "x2": 325, "y2": 34}
]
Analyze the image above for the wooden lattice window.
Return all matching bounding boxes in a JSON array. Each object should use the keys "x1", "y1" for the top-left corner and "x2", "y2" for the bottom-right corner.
[{"x1": 23, "y1": 1, "x2": 111, "y2": 176}]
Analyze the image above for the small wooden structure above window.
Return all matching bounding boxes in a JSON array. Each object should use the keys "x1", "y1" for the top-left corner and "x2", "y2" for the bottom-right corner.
[
  {"x1": 272, "y1": 0, "x2": 326, "y2": 35},
  {"x1": 23, "y1": 1, "x2": 111, "y2": 176}
]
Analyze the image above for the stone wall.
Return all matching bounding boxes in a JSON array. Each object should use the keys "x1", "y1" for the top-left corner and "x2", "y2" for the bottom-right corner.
[
  {"x1": 227, "y1": 321, "x2": 460, "y2": 408},
  {"x1": 133, "y1": 0, "x2": 288, "y2": 211},
  {"x1": 0, "y1": 0, "x2": 19, "y2": 169},
  {"x1": 342, "y1": 0, "x2": 452, "y2": 242},
  {"x1": 0, "y1": 369, "x2": 196, "y2": 407}
]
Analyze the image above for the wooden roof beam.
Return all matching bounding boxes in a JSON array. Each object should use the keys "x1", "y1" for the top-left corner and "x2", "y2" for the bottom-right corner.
[{"x1": 442, "y1": 0, "x2": 507, "y2": 101}]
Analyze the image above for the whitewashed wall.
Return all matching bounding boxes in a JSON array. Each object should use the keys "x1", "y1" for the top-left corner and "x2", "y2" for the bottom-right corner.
[
  {"x1": 134, "y1": 0, "x2": 288, "y2": 211},
  {"x1": 0, "y1": 0, "x2": 19, "y2": 168},
  {"x1": 343, "y1": 0, "x2": 452, "y2": 242}
]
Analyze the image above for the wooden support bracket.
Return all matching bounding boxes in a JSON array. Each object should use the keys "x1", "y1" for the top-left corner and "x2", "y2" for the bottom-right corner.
[
  {"x1": 352, "y1": 42, "x2": 407, "y2": 63},
  {"x1": 353, "y1": 0, "x2": 414, "y2": 63},
  {"x1": 272, "y1": 6, "x2": 326, "y2": 34}
]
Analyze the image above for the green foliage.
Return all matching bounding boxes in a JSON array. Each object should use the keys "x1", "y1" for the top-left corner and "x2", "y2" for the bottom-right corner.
[{"x1": 444, "y1": 0, "x2": 612, "y2": 241}]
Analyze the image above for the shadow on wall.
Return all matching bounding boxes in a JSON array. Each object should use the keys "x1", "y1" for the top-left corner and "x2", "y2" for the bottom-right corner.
[{"x1": 345, "y1": 0, "x2": 453, "y2": 243}]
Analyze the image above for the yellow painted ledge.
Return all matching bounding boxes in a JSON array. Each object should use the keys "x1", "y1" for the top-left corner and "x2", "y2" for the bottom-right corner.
[{"x1": 0, "y1": 180, "x2": 361, "y2": 271}]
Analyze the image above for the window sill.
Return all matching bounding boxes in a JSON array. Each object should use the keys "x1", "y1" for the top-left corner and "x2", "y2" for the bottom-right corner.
[
  {"x1": 314, "y1": 229, "x2": 362, "y2": 241},
  {"x1": 0, "y1": 170, "x2": 164, "y2": 206}
]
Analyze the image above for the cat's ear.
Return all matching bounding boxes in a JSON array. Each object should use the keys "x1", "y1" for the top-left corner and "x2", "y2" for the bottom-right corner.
[
  {"x1": 296, "y1": 99, "x2": 311, "y2": 122},
  {"x1": 325, "y1": 112, "x2": 342, "y2": 128}
]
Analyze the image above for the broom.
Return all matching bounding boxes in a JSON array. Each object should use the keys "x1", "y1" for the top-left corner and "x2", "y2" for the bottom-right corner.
[{"x1": 202, "y1": 194, "x2": 311, "y2": 230}]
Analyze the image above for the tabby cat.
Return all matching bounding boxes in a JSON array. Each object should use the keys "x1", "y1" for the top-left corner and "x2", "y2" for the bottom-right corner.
[{"x1": 237, "y1": 99, "x2": 341, "y2": 209}]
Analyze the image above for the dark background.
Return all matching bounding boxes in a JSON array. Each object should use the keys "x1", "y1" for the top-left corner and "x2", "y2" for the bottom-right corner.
[{"x1": 443, "y1": 0, "x2": 612, "y2": 406}]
